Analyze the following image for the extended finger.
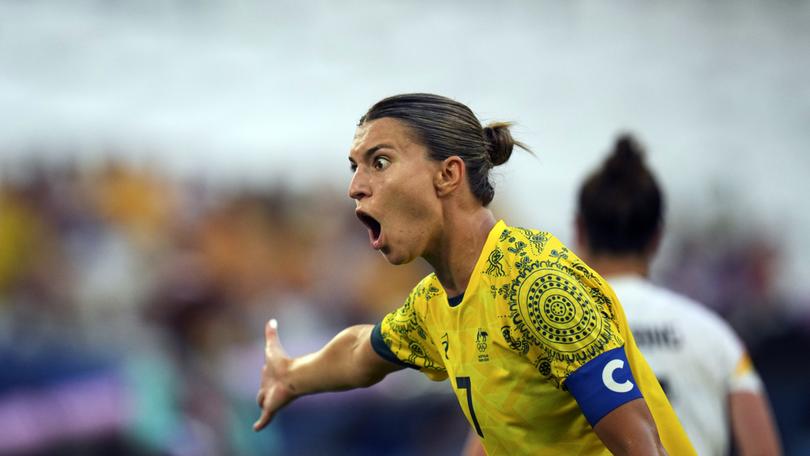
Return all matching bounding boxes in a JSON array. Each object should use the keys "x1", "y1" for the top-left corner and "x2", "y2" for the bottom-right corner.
[
  {"x1": 253, "y1": 405, "x2": 274, "y2": 432},
  {"x1": 256, "y1": 389, "x2": 265, "y2": 408}
]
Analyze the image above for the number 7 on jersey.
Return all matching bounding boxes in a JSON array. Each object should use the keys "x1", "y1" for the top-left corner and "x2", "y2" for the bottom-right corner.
[{"x1": 456, "y1": 376, "x2": 484, "y2": 437}]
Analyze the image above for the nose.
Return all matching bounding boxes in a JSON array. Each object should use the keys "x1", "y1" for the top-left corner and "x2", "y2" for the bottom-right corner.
[{"x1": 348, "y1": 169, "x2": 370, "y2": 201}]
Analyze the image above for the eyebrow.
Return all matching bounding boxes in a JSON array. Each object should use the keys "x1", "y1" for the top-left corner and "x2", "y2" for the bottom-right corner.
[{"x1": 348, "y1": 144, "x2": 392, "y2": 165}]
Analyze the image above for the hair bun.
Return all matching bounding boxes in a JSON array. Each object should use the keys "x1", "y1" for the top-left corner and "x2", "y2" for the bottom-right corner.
[
  {"x1": 604, "y1": 133, "x2": 645, "y2": 178},
  {"x1": 483, "y1": 122, "x2": 516, "y2": 166}
]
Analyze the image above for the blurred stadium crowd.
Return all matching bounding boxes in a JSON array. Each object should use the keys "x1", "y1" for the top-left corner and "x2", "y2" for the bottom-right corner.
[{"x1": 0, "y1": 160, "x2": 808, "y2": 455}]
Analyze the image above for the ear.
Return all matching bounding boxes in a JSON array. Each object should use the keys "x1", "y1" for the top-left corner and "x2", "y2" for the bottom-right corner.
[{"x1": 434, "y1": 156, "x2": 465, "y2": 197}]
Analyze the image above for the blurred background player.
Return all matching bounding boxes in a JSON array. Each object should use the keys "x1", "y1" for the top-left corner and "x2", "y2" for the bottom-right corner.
[
  {"x1": 255, "y1": 93, "x2": 695, "y2": 455},
  {"x1": 574, "y1": 134, "x2": 782, "y2": 456}
]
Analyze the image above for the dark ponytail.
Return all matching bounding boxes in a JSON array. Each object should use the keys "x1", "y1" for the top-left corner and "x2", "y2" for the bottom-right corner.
[
  {"x1": 577, "y1": 133, "x2": 663, "y2": 255},
  {"x1": 483, "y1": 122, "x2": 518, "y2": 166}
]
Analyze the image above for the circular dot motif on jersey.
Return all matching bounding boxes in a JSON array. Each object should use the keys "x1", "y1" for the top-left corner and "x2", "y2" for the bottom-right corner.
[{"x1": 517, "y1": 268, "x2": 604, "y2": 352}]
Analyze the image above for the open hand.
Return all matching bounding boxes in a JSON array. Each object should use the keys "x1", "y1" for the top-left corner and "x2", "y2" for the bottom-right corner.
[{"x1": 253, "y1": 318, "x2": 296, "y2": 431}]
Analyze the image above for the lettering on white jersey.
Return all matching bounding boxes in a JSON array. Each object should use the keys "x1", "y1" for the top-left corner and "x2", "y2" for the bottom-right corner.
[{"x1": 633, "y1": 324, "x2": 682, "y2": 349}]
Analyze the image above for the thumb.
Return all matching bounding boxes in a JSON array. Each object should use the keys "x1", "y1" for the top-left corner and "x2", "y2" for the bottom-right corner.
[
  {"x1": 264, "y1": 318, "x2": 283, "y2": 356},
  {"x1": 265, "y1": 318, "x2": 278, "y2": 339}
]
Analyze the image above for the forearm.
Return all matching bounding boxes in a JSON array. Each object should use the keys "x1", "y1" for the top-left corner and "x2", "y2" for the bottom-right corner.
[
  {"x1": 604, "y1": 434, "x2": 667, "y2": 456},
  {"x1": 593, "y1": 398, "x2": 668, "y2": 456},
  {"x1": 731, "y1": 391, "x2": 782, "y2": 456},
  {"x1": 598, "y1": 427, "x2": 667, "y2": 456},
  {"x1": 285, "y1": 324, "x2": 394, "y2": 397}
]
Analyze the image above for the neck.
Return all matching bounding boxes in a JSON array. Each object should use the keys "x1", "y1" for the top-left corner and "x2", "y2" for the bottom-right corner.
[
  {"x1": 424, "y1": 207, "x2": 496, "y2": 297},
  {"x1": 585, "y1": 253, "x2": 650, "y2": 279}
]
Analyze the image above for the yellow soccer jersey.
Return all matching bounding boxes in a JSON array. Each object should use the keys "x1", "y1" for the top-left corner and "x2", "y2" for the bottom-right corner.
[{"x1": 371, "y1": 221, "x2": 695, "y2": 455}]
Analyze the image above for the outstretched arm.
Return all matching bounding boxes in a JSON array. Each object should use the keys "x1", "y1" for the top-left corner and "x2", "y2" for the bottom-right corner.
[{"x1": 253, "y1": 319, "x2": 403, "y2": 431}]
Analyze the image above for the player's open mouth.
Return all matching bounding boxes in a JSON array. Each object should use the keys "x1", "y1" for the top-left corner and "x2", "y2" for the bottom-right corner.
[{"x1": 356, "y1": 210, "x2": 383, "y2": 249}]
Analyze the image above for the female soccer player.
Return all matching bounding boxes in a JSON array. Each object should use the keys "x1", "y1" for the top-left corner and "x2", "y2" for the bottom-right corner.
[
  {"x1": 574, "y1": 134, "x2": 782, "y2": 456},
  {"x1": 254, "y1": 94, "x2": 695, "y2": 455}
]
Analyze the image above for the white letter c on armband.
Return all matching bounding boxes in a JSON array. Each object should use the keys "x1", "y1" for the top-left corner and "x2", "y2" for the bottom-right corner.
[{"x1": 602, "y1": 359, "x2": 634, "y2": 393}]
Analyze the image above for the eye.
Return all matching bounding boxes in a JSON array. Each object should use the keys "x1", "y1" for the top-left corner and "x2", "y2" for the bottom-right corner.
[
  {"x1": 349, "y1": 162, "x2": 357, "y2": 173},
  {"x1": 373, "y1": 156, "x2": 391, "y2": 170}
]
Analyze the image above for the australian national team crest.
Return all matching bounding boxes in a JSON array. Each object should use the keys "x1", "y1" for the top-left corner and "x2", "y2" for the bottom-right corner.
[{"x1": 476, "y1": 328, "x2": 489, "y2": 362}]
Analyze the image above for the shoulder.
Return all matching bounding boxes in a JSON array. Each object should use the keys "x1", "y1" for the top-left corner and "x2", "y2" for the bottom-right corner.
[
  {"x1": 499, "y1": 226, "x2": 623, "y2": 374},
  {"x1": 410, "y1": 274, "x2": 442, "y2": 302},
  {"x1": 383, "y1": 274, "x2": 438, "y2": 336},
  {"x1": 653, "y1": 283, "x2": 734, "y2": 332},
  {"x1": 498, "y1": 225, "x2": 610, "y2": 302},
  {"x1": 401, "y1": 273, "x2": 443, "y2": 315},
  {"x1": 500, "y1": 224, "x2": 555, "y2": 253},
  {"x1": 615, "y1": 278, "x2": 743, "y2": 346},
  {"x1": 492, "y1": 224, "x2": 559, "y2": 269}
]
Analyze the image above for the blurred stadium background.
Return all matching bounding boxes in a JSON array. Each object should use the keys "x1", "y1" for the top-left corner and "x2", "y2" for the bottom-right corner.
[{"x1": 1, "y1": 0, "x2": 808, "y2": 454}]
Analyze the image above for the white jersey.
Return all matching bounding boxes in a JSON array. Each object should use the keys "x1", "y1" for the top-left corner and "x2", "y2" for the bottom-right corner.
[{"x1": 609, "y1": 275, "x2": 762, "y2": 456}]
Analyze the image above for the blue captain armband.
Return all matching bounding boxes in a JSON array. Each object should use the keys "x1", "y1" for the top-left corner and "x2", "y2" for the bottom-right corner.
[{"x1": 564, "y1": 347, "x2": 643, "y2": 427}]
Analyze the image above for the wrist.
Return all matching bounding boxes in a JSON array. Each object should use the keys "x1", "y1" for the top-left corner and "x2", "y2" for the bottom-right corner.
[{"x1": 282, "y1": 356, "x2": 307, "y2": 399}]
